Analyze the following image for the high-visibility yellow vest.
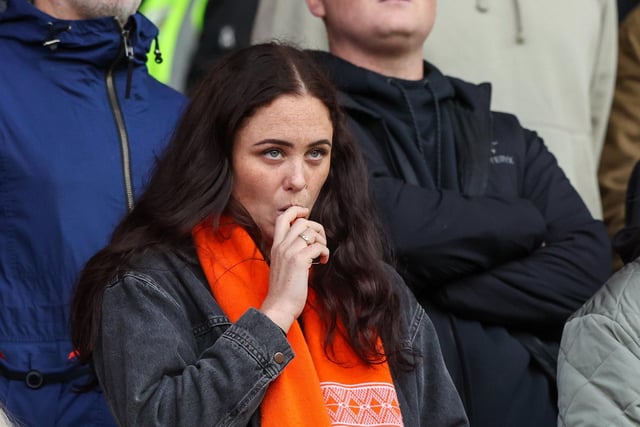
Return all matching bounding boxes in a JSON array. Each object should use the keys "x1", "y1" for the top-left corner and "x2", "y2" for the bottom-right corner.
[{"x1": 139, "y1": 0, "x2": 208, "y2": 92}]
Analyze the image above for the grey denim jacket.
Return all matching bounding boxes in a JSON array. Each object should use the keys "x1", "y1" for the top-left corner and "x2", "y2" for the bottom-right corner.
[{"x1": 94, "y1": 247, "x2": 468, "y2": 427}]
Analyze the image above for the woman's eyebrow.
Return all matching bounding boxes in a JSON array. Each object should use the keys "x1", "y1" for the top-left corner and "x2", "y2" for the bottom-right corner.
[
  {"x1": 253, "y1": 138, "x2": 293, "y2": 148},
  {"x1": 253, "y1": 139, "x2": 332, "y2": 148}
]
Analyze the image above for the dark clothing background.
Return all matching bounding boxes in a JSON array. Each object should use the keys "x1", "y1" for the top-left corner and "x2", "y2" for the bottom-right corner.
[
  {"x1": 618, "y1": 0, "x2": 640, "y2": 23},
  {"x1": 613, "y1": 160, "x2": 640, "y2": 262},
  {"x1": 313, "y1": 51, "x2": 612, "y2": 427},
  {"x1": 185, "y1": 0, "x2": 259, "y2": 94}
]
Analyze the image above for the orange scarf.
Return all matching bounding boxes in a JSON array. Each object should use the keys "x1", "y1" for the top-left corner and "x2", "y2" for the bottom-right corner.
[{"x1": 192, "y1": 220, "x2": 404, "y2": 427}]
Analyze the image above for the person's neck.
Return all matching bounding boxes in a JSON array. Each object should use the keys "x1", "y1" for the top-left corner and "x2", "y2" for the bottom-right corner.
[
  {"x1": 32, "y1": 0, "x2": 132, "y2": 25},
  {"x1": 328, "y1": 44, "x2": 424, "y2": 81},
  {"x1": 33, "y1": 0, "x2": 83, "y2": 20}
]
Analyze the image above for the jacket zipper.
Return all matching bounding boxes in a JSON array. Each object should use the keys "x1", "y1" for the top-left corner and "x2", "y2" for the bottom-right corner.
[{"x1": 105, "y1": 26, "x2": 135, "y2": 212}]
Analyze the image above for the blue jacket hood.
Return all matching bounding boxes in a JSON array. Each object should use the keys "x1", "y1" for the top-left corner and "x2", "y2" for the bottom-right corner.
[{"x1": 0, "y1": 0, "x2": 159, "y2": 67}]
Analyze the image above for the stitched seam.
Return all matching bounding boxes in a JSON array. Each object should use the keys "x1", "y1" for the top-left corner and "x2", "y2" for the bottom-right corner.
[{"x1": 109, "y1": 271, "x2": 182, "y2": 311}]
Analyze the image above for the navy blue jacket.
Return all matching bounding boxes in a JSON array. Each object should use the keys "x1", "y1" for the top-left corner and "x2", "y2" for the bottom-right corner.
[
  {"x1": 0, "y1": 0, "x2": 185, "y2": 378},
  {"x1": 314, "y1": 51, "x2": 612, "y2": 427}
]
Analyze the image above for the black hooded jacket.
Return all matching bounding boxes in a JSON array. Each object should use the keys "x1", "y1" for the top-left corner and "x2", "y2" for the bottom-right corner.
[{"x1": 313, "y1": 51, "x2": 612, "y2": 427}]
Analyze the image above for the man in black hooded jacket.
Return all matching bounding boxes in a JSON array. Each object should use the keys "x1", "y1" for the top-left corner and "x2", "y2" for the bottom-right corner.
[{"x1": 304, "y1": 0, "x2": 612, "y2": 426}]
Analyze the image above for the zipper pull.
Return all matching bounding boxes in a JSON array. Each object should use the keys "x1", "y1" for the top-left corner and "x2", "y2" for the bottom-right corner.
[
  {"x1": 153, "y1": 37, "x2": 163, "y2": 64},
  {"x1": 122, "y1": 29, "x2": 134, "y2": 99},
  {"x1": 122, "y1": 29, "x2": 134, "y2": 61}
]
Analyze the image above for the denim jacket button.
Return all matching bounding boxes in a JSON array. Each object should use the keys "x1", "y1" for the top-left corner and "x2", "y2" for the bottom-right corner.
[{"x1": 273, "y1": 352, "x2": 285, "y2": 364}]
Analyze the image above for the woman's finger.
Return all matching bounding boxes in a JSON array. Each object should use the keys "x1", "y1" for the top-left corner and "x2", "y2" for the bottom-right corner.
[{"x1": 272, "y1": 206, "x2": 309, "y2": 246}]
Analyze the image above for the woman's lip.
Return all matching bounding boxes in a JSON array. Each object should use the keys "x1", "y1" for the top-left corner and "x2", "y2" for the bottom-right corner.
[{"x1": 279, "y1": 204, "x2": 305, "y2": 212}]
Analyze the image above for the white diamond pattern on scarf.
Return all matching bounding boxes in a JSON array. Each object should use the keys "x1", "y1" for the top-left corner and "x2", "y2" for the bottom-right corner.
[{"x1": 321, "y1": 382, "x2": 404, "y2": 426}]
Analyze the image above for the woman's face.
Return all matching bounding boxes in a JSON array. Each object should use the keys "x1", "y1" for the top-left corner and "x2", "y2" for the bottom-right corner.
[{"x1": 231, "y1": 94, "x2": 333, "y2": 243}]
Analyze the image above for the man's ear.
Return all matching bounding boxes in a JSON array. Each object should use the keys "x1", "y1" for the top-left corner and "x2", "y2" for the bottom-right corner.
[{"x1": 305, "y1": 0, "x2": 326, "y2": 18}]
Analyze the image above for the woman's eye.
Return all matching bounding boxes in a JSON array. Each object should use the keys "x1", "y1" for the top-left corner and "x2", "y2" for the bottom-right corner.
[
  {"x1": 264, "y1": 149, "x2": 282, "y2": 159},
  {"x1": 308, "y1": 149, "x2": 326, "y2": 159}
]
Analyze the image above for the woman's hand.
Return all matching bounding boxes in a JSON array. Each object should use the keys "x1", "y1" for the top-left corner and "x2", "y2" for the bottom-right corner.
[{"x1": 260, "y1": 206, "x2": 330, "y2": 333}]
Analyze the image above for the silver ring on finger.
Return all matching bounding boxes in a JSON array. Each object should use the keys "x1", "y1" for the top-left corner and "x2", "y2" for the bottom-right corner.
[{"x1": 298, "y1": 233, "x2": 312, "y2": 246}]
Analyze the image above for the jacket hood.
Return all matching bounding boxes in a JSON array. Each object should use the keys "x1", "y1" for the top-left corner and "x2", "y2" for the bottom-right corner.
[
  {"x1": 311, "y1": 50, "x2": 455, "y2": 114},
  {"x1": 0, "y1": 0, "x2": 160, "y2": 67},
  {"x1": 312, "y1": 50, "x2": 461, "y2": 189}
]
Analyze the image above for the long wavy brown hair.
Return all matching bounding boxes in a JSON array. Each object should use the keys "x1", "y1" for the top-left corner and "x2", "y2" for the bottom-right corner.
[{"x1": 70, "y1": 42, "x2": 412, "y2": 375}]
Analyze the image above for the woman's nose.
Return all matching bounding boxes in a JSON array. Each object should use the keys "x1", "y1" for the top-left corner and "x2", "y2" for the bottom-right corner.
[{"x1": 283, "y1": 161, "x2": 307, "y2": 191}]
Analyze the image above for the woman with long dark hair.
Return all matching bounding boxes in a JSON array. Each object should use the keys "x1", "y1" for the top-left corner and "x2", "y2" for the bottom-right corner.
[{"x1": 70, "y1": 43, "x2": 468, "y2": 427}]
